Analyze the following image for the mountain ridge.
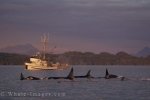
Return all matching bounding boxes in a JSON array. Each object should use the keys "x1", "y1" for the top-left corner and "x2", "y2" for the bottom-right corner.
[
  {"x1": 0, "y1": 44, "x2": 39, "y2": 55},
  {"x1": 136, "y1": 47, "x2": 150, "y2": 57}
]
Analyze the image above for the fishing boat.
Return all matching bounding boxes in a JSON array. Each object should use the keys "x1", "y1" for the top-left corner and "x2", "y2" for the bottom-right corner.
[{"x1": 25, "y1": 34, "x2": 69, "y2": 70}]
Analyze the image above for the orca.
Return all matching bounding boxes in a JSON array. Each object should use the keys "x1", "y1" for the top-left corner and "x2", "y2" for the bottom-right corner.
[
  {"x1": 65, "y1": 67, "x2": 74, "y2": 80},
  {"x1": 74, "y1": 70, "x2": 94, "y2": 79},
  {"x1": 20, "y1": 73, "x2": 25, "y2": 80},
  {"x1": 48, "y1": 67, "x2": 74, "y2": 80},
  {"x1": 104, "y1": 68, "x2": 126, "y2": 81},
  {"x1": 20, "y1": 73, "x2": 40, "y2": 80},
  {"x1": 105, "y1": 68, "x2": 119, "y2": 79}
]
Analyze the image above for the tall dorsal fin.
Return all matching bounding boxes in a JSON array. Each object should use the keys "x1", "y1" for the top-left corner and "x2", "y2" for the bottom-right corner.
[
  {"x1": 105, "y1": 68, "x2": 109, "y2": 77},
  {"x1": 20, "y1": 73, "x2": 24, "y2": 80},
  {"x1": 86, "y1": 70, "x2": 91, "y2": 78},
  {"x1": 67, "y1": 67, "x2": 74, "y2": 80}
]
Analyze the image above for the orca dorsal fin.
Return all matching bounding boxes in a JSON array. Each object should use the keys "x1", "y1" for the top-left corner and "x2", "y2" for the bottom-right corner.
[
  {"x1": 86, "y1": 70, "x2": 91, "y2": 78},
  {"x1": 105, "y1": 68, "x2": 109, "y2": 77},
  {"x1": 67, "y1": 67, "x2": 74, "y2": 80},
  {"x1": 20, "y1": 73, "x2": 24, "y2": 80}
]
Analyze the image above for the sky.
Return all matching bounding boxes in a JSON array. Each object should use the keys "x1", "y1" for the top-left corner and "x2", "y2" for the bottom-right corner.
[{"x1": 0, "y1": 0, "x2": 150, "y2": 54}]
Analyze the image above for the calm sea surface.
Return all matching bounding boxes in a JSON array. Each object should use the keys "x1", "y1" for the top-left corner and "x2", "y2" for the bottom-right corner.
[{"x1": 0, "y1": 65, "x2": 150, "y2": 100}]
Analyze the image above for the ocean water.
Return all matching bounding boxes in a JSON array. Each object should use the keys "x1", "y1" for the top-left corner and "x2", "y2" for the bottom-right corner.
[{"x1": 0, "y1": 65, "x2": 150, "y2": 100}]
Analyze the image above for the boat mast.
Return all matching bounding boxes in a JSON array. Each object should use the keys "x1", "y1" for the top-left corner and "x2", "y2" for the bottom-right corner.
[{"x1": 41, "y1": 34, "x2": 49, "y2": 60}]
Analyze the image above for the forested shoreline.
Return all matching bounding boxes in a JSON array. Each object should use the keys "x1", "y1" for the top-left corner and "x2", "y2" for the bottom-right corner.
[{"x1": 0, "y1": 51, "x2": 150, "y2": 65}]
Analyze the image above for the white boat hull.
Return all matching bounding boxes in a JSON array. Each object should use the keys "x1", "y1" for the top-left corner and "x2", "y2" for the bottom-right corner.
[
  {"x1": 25, "y1": 60, "x2": 69, "y2": 70},
  {"x1": 25, "y1": 65, "x2": 58, "y2": 70},
  {"x1": 25, "y1": 62, "x2": 58, "y2": 70}
]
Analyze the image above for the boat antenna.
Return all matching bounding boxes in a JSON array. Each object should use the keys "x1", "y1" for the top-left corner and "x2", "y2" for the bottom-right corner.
[{"x1": 41, "y1": 34, "x2": 49, "y2": 60}]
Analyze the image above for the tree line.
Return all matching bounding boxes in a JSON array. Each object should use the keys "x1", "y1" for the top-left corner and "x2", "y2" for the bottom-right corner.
[
  {"x1": 0, "y1": 51, "x2": 150, "y2": 65},
  {"x1": 0, "y1": 53, "x2": 28, "y2": 65}
]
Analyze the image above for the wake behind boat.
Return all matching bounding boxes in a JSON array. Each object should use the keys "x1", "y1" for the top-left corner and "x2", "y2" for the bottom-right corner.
[{"x1": 25, "y1": 34, "x2": 69, "y2": 70}]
